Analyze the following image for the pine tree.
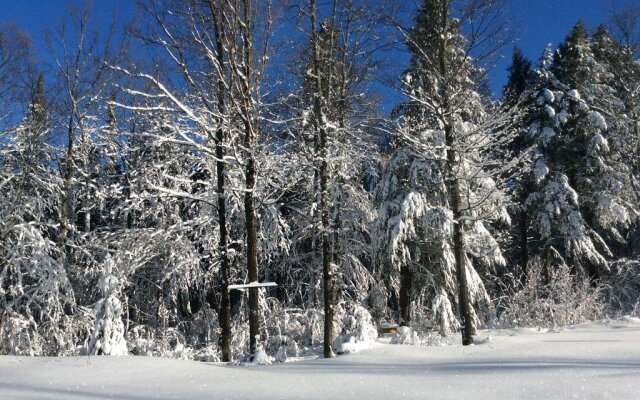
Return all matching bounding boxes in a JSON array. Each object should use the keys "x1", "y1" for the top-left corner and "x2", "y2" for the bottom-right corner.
[
  {"x1": 520, "y1": 23, "x2": 639, "y2": 280},
  {"x1": 502, "y1": 48, "x2": 536, "y2": 272},
  {"x1": 503, "y1": 47, "x2": 536, "y2": 105},
  {"x1": 1, "y1": 73, "x2": 75, "y2": 355},
  {"x1": 376, "y1": 0, "x2": 512, "y2": 343},
  {"x1": 87, "y1": 258, "x2": 127, "y2": 356}
]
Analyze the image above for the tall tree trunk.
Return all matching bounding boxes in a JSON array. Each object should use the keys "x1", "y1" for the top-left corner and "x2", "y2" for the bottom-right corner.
[
  {"x1": 445, "y1": 123, "x2": 473, "y2": 345},
  {"x1": 320, "y1": 125, "x2": 333, "y2": 357},
  {"x1": 445, "y1": 121, "x2": 474, "y2": 345},
  {"x1": 238, "y1": 0, "x2": 260, "y2": 356},
  {"x1": 438, "y1": 0, "x2": 473, "y2": 346},
  {"x1": 59, "y1": 105, "x2": 75, "y2": 270},
  {"x1": 211, "y1": 2, "x2": 232, "y2": 362},
  {"x1": 310, "y1": 0, "x2": 334, "y2": 358},
  {"x1": 398, "y1": 264, "x2": 412, "y2": 327},
  {"x1": 520, "y1": 206, "x2": 529, "y2": 276},
  {"x1": 246, "y1": 152, "x2": 259, "y2": 355}
]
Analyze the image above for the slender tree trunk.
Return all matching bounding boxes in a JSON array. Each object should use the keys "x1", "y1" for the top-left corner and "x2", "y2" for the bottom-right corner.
[
  {"x1": 441, "y1": 89, "x2": 474, "y2": 344},
  {"x1": 448, "y1": 166, "x2": 473, "y2": 345},
  {"x1": 520, "y1": 206, "x2": 529, "y2": 276},
  {"x1": 438, "y1": 0, "x2": 473, "y2": 346},
  {"x1": 310, "y1": 0, "x2": 334, "y2": 358},
  {"x1": 246, "y1": 152, "x2": 259, "y2": 355},
  {"x1": 211, "y1": 2, "x2": 232, "y2": 362},
  {"x1": 320, "y1": 125, "x2": 333, "y2": 357},
  {"x1": 125, "y1": 167, "x2": 133, "y2": 229},
  {"x1": 398, "y1": 264, "x2": 412, "y2": 327},
  {"x1": 59, "y1": 106, "x2": 75, "y2": 269},
  {"x1": 444, "y1": 118, "x2": 473, "y2": 346},
  {"x1": 238, "y1": 0, "x2": 260, "y2": 356},
  {"x1": 332, "y1": 192, "x2": 341, "y2": 301},
  {"x1": 453, "y1": 215, "x2": 473, "y2": 345}
]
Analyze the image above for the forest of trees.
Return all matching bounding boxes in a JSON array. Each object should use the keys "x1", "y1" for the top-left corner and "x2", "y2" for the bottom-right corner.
[{"x1": 1, "y1": 0, "x2": 639, "y2": 361}]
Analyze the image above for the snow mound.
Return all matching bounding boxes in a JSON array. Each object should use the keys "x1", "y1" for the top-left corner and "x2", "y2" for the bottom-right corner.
[
  {"x1": 608, "y1": 316, "x2": 640, "y2": 329},
  {"x1": 334, "y1": 305, "x2": 378, "y2": 354},
  {"x1": 250, "y1": 343, "x2": 271, "y2": 365},
  {"x1": 472, "y1": 335, "x2": 491, "y2": 345},
  {"x1": 390, "y1": 326, "x2": 416, "y2": 345}
]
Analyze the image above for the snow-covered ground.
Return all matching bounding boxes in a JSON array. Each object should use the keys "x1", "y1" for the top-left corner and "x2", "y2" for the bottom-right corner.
[{"x1": 1, "y1": 318, "x2": 640, "y2": 400}]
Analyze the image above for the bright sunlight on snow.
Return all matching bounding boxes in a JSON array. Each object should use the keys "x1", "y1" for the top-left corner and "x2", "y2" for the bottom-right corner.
[{"x1": 1, "y1": 318, "x2": 639, "y2": 400}]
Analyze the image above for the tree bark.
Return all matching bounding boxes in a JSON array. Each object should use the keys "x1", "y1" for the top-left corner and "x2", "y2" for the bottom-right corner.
[
  {"x1": 246, "y1": 153, "x2": 259, "y2": 355},
  {"x1": 398, "y1": 264, "x2": 412, "y2": 327},
  {"x1": 210, "y1": 1, "x2": 232, "y2": 362},
  {"x1": 438, "y1": 0, "x2": 473, "y2": 346},
  {"x1": 58, "y1": 104, "x2": 75, "y2": 270},
  {"x1": 310, "y1": 0, "x2": 334, "y2": 358},
  {"x1": 521, "y1": 206, "x2": 529, "y2": 276},
  {"x1": 238, "y1": 0, "x2": 260, "y2": 356},
  {"x1": 445, "y1": 122, "x2": 474, "y2": 346}
]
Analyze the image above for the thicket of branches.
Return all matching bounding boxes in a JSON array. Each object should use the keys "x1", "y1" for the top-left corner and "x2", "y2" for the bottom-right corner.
[{"x1": 1, "y1": 0, "x2": 639, "y2": 359}]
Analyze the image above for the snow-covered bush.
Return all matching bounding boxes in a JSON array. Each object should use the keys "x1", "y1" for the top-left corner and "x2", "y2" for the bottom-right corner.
[
  {"x1": 390, "y1": 326, "x2": 416, "y2": 345},
  {"x1": 0, "y1": 312, "x2": 34, "y2": 355},
  {"x1": 250, "y1": 341, "x2": 272, "y2": 365},
  {"x1": 126, "y1": 323, "x2": 221, "y2": 361},
  {"x1": 601, "y1": 259, "x2": 640, "y2": 316},
  {"x1": 495, "y1": 258, "x2": 605, "y2": 328},
  {"x1": 340, "y1": 304, "x2": 378, "y2": 343},
  {"x1": 263, "y1": 298, "x2": 324, "y2": 361},
  {"x1": 366, "y1": 287, "x2": 389, "y2": 325},
  {"x1": 87, "y1": 274, "x2": 127, "y2": 356},
  {"x1": 333, "y1": 304, "x2": 377, "y2": 354}
]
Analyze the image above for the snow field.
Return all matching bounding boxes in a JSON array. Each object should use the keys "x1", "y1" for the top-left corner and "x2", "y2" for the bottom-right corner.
[{"x1": 1, "y1": 318, "x2": 639, "y2": 400}]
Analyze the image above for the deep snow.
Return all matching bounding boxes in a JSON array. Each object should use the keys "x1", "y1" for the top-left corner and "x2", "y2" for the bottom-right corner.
[{"x1": 1, "y1": 318, "x2": 639, "y2": 400}]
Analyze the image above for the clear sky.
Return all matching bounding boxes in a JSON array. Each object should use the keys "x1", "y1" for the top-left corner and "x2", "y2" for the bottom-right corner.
[
  {"x1": 2, "y1": 0, "x2": 637, "y2": 100},
  {"x1": 494, "y1": 0, "x2": 637, "y2": 94}
]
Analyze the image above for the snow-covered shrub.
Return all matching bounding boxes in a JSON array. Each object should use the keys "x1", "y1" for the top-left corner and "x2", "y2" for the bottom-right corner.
[
  {"x1": 87, "y1": 274, "x2": 127, "y2": 356},
  {"x1": 495, "y1": 258, "x2": 605, "y2": 328},
  {"x1": 367, "y1": 286, "x2": 389, "y2": 326},
  {"x1": 407, "y1": 289, "x2": 462, "y2": 338},
  {"x1": 601, "y1": 259, "x2": 640, "y2": 316},
  {"x1": 0, "y1": 312, "x2": 34, "y2": 355},
  {"x1": 1, "y1": 310, "x2": 94, "y2": 357},
  {"x1": 192, "y1": 345, "x2": 221, "y2": 362},
  {"x1": 180, "y1": 306, "x2": 219, "y2": 350},
  {"x1": 250, "y1": 342, "x2": 272, "y2": 365},
  {"x1": 231, "y1": 316, "x2": 250, "y2": 361},
  {"x1": 390, "y1": 326, "x2": 416, "y2": 345},
  {"x1": 0, "y1": 224, "x2": 77, "y2": 356},
  {"x1": 260, "y1": 295, "x2": 326, "y2": 361},
  {"x1": 127, "y1": 325, "x2": 156, "y2": 356},
  {"x1": 340, "y1": 304, "x2": 377, "y2": 342},
  {"x1": 333, "y1": 304, "x2": 377, "y2": 354},
  {"x1": 126, "y1": 324, "x2": 206, "y2": 360}
]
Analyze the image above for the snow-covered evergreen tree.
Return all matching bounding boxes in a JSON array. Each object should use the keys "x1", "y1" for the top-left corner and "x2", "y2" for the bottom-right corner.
[
  {"x1": 375, "y1": 0, "x2": 513, "y2": 341},
  {"x1": 503, "y1": 47, "x2": 536, "y2": 106},
  {"x1": 87, "y1": 257, "x2": 127, "y2": 356},
  {"x1": 0, "y1": 75, "x2": 76, "y2": 355},
  {"x1": 521, "y1": 23, "x2": 639, "y2": 278}
]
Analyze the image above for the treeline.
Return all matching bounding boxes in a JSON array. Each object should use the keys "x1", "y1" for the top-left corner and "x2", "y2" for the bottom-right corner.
[{"x1": 1, "y1": 0, "x2": 639, "y2": 360}]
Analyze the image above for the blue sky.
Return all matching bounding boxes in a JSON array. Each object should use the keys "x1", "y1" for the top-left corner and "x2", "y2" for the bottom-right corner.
[
  {"x1": 2, "y1": 0, "x2": 636, "y2": 101},
  {"x1": 494, "y1": 0, "x2": 636, "y2": 94}
]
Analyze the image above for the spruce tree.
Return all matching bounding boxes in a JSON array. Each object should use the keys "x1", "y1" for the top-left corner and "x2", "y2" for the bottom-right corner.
[
  {"x1": 520, "y1": 22, "x2": 639, "y2": 279},
  {"x1": 503, "y1": 47, "x2": 535, "y2": 105},
  {"x1": 1, "y1": 73, "x2": 76, "y2": 355},
  {"x1": 376, "y1": 0, "x2": 511, "y2": 343}
]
